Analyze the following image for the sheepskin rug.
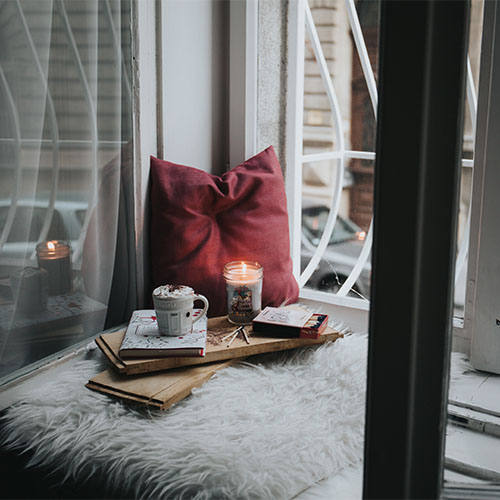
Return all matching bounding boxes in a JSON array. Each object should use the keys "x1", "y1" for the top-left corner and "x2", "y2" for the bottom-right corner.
[
  {"x1": 1, "y1": 331, "x2": 474, "y2": 500},
  {"x1": 1, "y1": 332, "x2": 367, "y2": 499}
]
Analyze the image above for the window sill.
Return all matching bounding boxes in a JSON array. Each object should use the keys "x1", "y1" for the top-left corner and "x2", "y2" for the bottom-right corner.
[
  {"x1": 0, "y1": 343, "x2": 92, "y2": 411},
  {"x1": 298, "y1": 287, "x2": 370, "y2": 334},
  {"x1": 1, "y1": 296, "x2": 469, "y2": 411},
  {"x1": 0, "y1": 323, "x2": 125, "y2": 410}
]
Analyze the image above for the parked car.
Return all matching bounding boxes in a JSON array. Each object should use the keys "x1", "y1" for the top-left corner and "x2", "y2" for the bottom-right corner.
[{"x1": 301, "y1": 203, "x2": 371, "y2": 298}]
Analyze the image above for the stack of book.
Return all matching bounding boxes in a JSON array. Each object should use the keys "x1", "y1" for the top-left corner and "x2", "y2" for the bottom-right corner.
[{"x1": 86, "y1": 306, "x2": 342, "y2": 410}]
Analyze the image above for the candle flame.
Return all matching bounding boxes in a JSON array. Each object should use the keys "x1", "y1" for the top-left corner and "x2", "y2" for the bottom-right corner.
[
  {"x1": 47, "y1": 241, "x2": 56, "y2": 252},
  {"x1": 242, "y1": 262, "x2": 247, "y2": 274}
]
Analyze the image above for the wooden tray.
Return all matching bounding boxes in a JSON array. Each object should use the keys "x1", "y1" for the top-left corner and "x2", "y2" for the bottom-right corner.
[
  {"x1": 96, "y1": 315, "x2": 342, "y2": 375},
  {"x1": 86, "y1": 359, "x2": 240, "y2": 410}
]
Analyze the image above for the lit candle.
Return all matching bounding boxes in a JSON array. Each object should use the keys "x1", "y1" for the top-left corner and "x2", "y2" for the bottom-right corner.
[
  {"x1": 36, "y1": 240, "x2": 72, "y2": 295},
  {"x1": 223, "y1": 260, "x2": 263, "y2": 325}
]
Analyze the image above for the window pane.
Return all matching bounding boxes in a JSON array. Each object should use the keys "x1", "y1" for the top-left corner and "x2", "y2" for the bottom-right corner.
[
  {"x1": 301, "y1": 158, "x2": 370, "y2": 299},
  {"x1": 444, "y1": 1, "x2": 500, "y2": 492},
  {"x1": 0, "y1": 0, "x2": 132, "y2": 383},
  {"x1": 300, "y1": 0, "x2": 377, "y2": 299}
]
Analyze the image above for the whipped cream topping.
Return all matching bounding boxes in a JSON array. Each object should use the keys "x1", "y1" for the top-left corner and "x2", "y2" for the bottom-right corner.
[{"x1": 153, "y1": 284, "x2": 194, "y2": 298}]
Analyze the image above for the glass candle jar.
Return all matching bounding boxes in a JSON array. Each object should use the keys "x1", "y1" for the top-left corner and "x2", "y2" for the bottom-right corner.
[
  {"x1": 36, "y1": 240, "x2": 72, "y2": 295},
  {"x1": 223, "y1": 261, "x2": 263, "y2": 325}
]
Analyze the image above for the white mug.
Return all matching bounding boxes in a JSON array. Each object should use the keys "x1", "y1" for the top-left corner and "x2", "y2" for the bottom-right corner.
[{"x1": 152, "y1": 284, "x2": 209, "y2": 336}]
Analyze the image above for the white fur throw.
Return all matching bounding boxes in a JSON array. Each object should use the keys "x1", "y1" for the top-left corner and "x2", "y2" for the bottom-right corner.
[{"x1": 1, "y1": 333, "x2": 367, "y2": 499}]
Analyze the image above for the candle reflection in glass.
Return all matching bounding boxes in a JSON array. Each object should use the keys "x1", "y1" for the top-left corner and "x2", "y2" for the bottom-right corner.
[
  {"x1": 36, "y1": 240, "x2": 72, "y2": 295},
  {"x1": 223, "y1": 261, "x2": 263, "y2": 325}
]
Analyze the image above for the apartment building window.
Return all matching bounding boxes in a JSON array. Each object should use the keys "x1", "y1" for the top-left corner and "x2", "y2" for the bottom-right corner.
[{"x1": 0, "y1": 0, "x2": 136, "y2": 384}]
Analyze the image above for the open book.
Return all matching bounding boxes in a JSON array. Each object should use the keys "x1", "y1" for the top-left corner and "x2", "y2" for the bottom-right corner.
[{"x1": 119, "y1": 309, "x2": 207, "y2": 358}]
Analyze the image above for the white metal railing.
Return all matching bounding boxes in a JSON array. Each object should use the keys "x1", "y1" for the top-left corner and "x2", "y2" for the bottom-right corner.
[
  {"x1": 14, "y1": 0, "x2": 60, "y2": 258},
  {"x1": 0, "y1": 66, "x2": 21, "y2": 252},
  {"x1": 55, "y1": 0, "x2": 98, "y2": 264},
  {"x1": 335, "y1": 0, "x2": 378, "y2": 297},
  {"x1": 346, "y1": 0, "x2": 378, "y2": 112},
  {"x1": 297, "y1": 0, "x2": 376, "y2": 295},
  {"x1": 103, "y1": 0, "x2": 131, "y2": 98},
  {"x1": 299, "y1": 3, "x2": 345, "y2": 288},
  {"x1": 295, "y1": 0, "x2": 477, "y2": 303},
  {"x1": 1, "y1": 1, "x2": 127, "y2": 267},
  {"x1": 0, "y1": 139, "x2": 127, "y2": 147}
]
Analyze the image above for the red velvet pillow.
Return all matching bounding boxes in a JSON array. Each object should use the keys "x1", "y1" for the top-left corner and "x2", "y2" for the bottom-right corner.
[{"x1": 150, "y1": 146, "x2": 299, "y2": 317}]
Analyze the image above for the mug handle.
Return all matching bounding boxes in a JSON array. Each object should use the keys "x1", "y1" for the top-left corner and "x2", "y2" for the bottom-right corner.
[{"x1": 192, "y1": 294, "x2": 209, "y2": 323}]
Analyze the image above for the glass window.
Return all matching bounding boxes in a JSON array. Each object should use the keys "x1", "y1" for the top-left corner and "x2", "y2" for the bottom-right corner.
[
  {"x1": 289, "y1": 0, "x2": 499, "y2": 496},
  {"x1": 296, "y1": 0, "x2": 378, "y2": 303},
  {"x1": 0, "y1": 0, "x2": 133, "y2": 383},
  {"x1": 292, "y1": 0, "x2": 480, "y2": 314},
  {"x1": 444, "y1": 1, "x2": 500, "y2": 492}
]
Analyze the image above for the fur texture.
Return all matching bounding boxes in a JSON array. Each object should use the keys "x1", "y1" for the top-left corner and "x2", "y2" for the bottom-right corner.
[
  {"x1": 2, "y1": 334, "x2": 366, "y2": 499},
  {"x1": 1, "y1": 335, "x2": 472, "y2": 499}
]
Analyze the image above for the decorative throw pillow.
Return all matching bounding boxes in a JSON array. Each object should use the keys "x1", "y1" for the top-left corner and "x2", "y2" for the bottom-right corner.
[{"x1": 150, "y1": 146, "x2": 299, "y2": 317}]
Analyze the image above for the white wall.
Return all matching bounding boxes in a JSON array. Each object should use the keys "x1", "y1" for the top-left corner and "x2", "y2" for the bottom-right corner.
[{"x1": 162, "y1": 0, "x2": 229, "y2": 174}]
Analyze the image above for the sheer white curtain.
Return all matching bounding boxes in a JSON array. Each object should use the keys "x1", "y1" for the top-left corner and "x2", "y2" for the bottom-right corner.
[{"x1": 0, "y1": 0, "x2": 132, "y2": 382}]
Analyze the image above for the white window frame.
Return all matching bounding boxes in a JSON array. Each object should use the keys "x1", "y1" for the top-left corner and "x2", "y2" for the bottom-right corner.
[
  {"x1": 229, "y1": 0, "x2": 258, "y2": 167},
  {"x1": 133, "y1": 0, "x2": 159, "y2": 308},
  {"x1": 285, "y1": 0, "x2": 481, "y2": 337},
  {"x1": 285, "y1": 0, "x2": 373, "y2": 332}
]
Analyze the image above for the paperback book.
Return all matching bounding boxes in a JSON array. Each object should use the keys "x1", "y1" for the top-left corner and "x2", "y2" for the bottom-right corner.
[{"x1": 119, "y1": 309, "x2": 207, "y2": 358}]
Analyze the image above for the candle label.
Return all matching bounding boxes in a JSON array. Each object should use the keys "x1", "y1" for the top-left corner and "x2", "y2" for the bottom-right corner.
[{"x1": 230, "y1": 285, "x2": 254, "y2": 317}]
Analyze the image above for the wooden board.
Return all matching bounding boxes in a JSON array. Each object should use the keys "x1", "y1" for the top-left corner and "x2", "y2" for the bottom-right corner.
[
  {"x1": 96, "y1": 315, "x2": 343, "y2": 375},
  {"x1": 86, "y1": 359, "x2": 240, "y2": 410}
]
